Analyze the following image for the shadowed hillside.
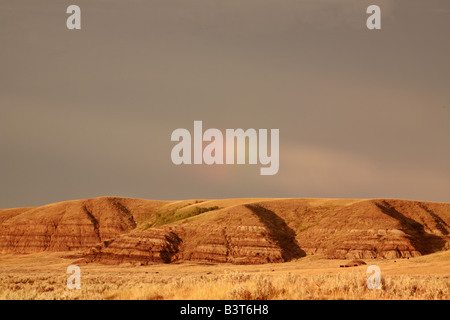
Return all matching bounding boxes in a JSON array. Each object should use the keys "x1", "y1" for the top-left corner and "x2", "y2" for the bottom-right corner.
[{"x1": 0, "y1": 197, "x2": 449, "y2": 265}]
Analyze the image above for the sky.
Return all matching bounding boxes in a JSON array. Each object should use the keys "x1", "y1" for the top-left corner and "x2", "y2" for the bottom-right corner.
[{"x1": 1, "y1": 0, "x2": 449, "y2": 208}]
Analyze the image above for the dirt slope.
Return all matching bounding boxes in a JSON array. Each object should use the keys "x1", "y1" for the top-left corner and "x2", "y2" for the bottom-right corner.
[
  {"x1": 0, "y1": 197, "x2": 449, "y2": 264},
  {"x1": 0, "y1": 197, "x2": 168, "y2": 253}
]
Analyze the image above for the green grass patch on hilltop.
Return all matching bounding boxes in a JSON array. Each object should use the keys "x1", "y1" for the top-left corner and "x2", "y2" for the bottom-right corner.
[{"x1": 144, "y1": 206, "x2": 220, "y2": 229}]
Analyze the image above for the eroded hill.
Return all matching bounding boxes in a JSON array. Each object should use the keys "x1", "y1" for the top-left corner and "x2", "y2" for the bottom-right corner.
[{"x1": 0, "y1": 197, "x2": 449, "y2": 264}]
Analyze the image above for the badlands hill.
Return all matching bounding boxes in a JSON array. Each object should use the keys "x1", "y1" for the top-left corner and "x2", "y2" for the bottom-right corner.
[{"x1": 0, "y1": 197, "x2": 449, "y2": 265}]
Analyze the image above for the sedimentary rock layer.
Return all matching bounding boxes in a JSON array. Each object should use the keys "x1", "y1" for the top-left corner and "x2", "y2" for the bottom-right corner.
[{"x1": 0, "y1": 197, "x2": 449, "y2": 264}]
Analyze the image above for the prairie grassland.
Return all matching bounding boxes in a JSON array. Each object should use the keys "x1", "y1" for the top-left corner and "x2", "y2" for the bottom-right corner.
[{"x1": 0, "y1": 252, "x2": 448, "y2": 300}]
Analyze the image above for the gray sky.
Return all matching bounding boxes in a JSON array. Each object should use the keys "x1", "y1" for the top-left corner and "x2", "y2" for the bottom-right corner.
[{"x1": 1, "y1": 0, "x2": 450, "y2": 208}]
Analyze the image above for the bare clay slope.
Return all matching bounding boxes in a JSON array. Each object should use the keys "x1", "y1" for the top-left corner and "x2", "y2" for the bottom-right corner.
[
  {"x1": 0, "y1": 197, "x2": 169, "y2": 254},
  {"x1": 0, "y1": 197, "x2": 449, "y2": 264},
  {"x1": 257, "y1": 199, "x2": 450, "y2": 259},
  {"x1": 84, "y1": 198, "x2": 450, "y2": 264}
]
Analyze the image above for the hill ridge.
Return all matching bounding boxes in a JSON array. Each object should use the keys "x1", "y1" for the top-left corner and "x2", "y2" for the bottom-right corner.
[{"x1": 0, "y1": 197, "x2": 449, "y2": 264}]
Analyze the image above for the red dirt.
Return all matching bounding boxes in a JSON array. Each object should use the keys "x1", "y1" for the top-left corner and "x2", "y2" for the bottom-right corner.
[{"x1": 1, "y1": 197, "x2": 449, "y2": 265}]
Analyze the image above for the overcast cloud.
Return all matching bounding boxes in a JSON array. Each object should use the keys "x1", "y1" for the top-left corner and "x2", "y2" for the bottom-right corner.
[{"x1": 1, "y1": 0, "x2": 449, "y2": 208}]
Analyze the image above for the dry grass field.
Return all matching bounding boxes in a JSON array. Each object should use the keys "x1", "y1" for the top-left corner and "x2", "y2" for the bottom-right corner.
[
  {"x1": 0, "y1": 251, "x2": 448, "y2": 300},
  {"x1": 1, "y1": 197, "x2": 449, "y2": 300}
]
